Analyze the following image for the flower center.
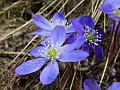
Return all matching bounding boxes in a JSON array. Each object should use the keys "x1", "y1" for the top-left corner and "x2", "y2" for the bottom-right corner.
[
  {"x1": 87, "y1": 34, "x2": 94, "y2": 41},
  {"x1": 84, "y1": 26, "x2": 102, "y2": 46},
  {"x1": 114, "y1": 10, "x2": 120, "y2": 18},
  {"x1": 48, "y1": 48, "x2": 57, "y2": 59}
]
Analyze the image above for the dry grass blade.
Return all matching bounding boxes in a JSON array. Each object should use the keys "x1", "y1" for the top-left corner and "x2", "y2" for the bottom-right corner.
[
  {"x1": 69, "y1": 65, "x2": 77, "y2": 90},
  {"x1": 0, "y1": 35, "x2": 38, "y2": 76},
  {"x1": 112, "y1": 46, "x2": 120, "y2": 67},
  {"x1": 99, "y1": 23, "x2": 119, "y2": 86},
  {"x1": 0, "y1": 0, "x2": 58, "y2": 41},
  {"x1": 94, "y1": 0, "x2": 104, "y2": 23},
  {"x1": 0, "y1": 51, "x2": 29, "y2": 55},
  {"x1": 0, "y1": 19, "x2": 32, "y2": 41},
  {"x1": 58, "y1": 0, "x2": 69, "y2": 12},
  {"x1": 65, "y1": 0, "x2": 85, "y2": 17},
  {"x1": 0, "y1": 0, "x2": 24, "y2": 15},
  {"x1": 45, "y1": 0, "x2": 64, "y2": 17}
]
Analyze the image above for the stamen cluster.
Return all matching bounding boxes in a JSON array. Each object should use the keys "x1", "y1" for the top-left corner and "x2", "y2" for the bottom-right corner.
[{"x1": 84, "y1": 26, "x2": 102, "y2": 46}]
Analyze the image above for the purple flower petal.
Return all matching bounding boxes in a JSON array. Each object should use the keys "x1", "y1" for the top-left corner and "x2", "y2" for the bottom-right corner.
[
  {"x1": 99, "y1": 8, "x2": 120, "y2": 22},
  {"x1": 83, "y1": 78, "x2": 102, "y2": 90},
  {"x1": 68, "y1": 35, "x2": 78, "y2": 44},
  {"x1": 51, "y1": 26, "x2": 66, "y2": 47},
  {"x1": 62, "y1": 35, "x2": 87, "y2": 53},
  {"x1": 97, "y1": 29, "x2": 105, "y2": 41},
  {"x1": 94, "y1": 45, "x2": 104, "y2": 60},
  {"x1": 108, "y1": 82, "x2": 120, "y2": 90},
  {"x1": 58, "y1": 50, "x2": 89, "y2": 62},
  {"x1": 85, "y1": 16, "x2": 94, "y2": 30},
  {"x1": 53, "y1": 12, "x2": 66, "y2": 26},
  {"x1": 66, "y1": 33, "x2": 73, "y2": 39},
  {"x1": 66, "y1": 24, "x2": 76, "y2": 33},
  {"x1": 33, "y1": 14, "x2": 51, "y2": 30},
  {"x1": 40, "y1": 60, "x2": 59, "y2": 85},
  {"x1": 30, "y1": 30, "x2": 51, "y2": 36},
  {"x1": 82, "y1": 43, "x2": 90, "y2": 54},
  {"x1": 82, "y1": 43, "x2": 89, "y2": 49},
  {"x1": 100, "y1": 0, "x2": 120, "y2": 12},
  {"x1": 71, "y1": 19, "x2": 84, "y2": 35},
  {"x1": 15, "y1": 58, "x2": 48, "y2": 75},
  {"x1": 109, "y1": 13, "x2": 120, "y2": 22},
  {"x1": 71, "y1": 35, "x2": 86, "y2": 47},
  {"x1": 77, "y1": 16, "x2": 85, "y2": 26},
  {"x1": 40, "y1": 37, "x2": 50, "y2": 46},
  {"x1": 30, "y1": 46, "x2": 45, "y2": 57}
]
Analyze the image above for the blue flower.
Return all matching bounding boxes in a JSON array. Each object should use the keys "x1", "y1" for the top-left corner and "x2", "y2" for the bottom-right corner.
[
  {"x1": 15, "y1": 26, "x2": 89, "y2": 85},
  {"x1": 84, "y1": 78, "x2": 120, "y2": 90},
  {"x1": 30, "y1": 12, "x2": 75, "y2": 36},
  {"x1": 69, "y1": 16, "x2": 104, "y2": 60},
  {"x1": 108, "y1": 82, "x2": 120, "y2": 90},
  {"x1": 83, "y1": 78, "x2": 102, "y2": 90},
  {"x1": 99, "y1": 0, "x2": 120, "y2": 22}
]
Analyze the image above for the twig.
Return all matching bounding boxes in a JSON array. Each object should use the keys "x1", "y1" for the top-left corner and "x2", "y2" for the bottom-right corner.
[
  {"x1": 69, "y1": 64, "x2": 77, "y2": 90},
  {"x1": 0, "y1": 0, "x2": 58, "y2": 41},
  {"x1": 0, "y1": 51, "x2": 29, "y2": 56},
  {"x1": 112, "y1": 45, "x2": 120, "y2": 67},
  {"x1": 0, "y1": 35, "x2": 38, "y2": 77},
  {"x1": 0, "y1": 0, "x2": 24, "y2": 15},
  {"x1": 65, "y1": 0, "x2": 85, "y2": 17},
  {"x1": 99, "y1": 22, "x2": 120, "y2": 86}
]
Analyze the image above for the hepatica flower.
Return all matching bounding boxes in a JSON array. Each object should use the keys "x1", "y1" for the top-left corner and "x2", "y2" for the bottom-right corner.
[
  {"x1": 30, "y1": 12, "x2": 75, "y2": 37},
  {"x1": 84, "y1": 78, "x2": 120, "y2": 90},
  {"x1": 70, "y1": 16, "x2": 104, "y2": 60},
  {"x1": 15, "y1": 26, "x2": 89, "y2": 85},
  {"x1": 99, "y1": 0, "x2": 120, "y2": 22}
]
